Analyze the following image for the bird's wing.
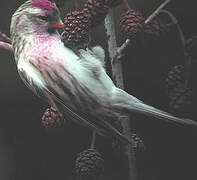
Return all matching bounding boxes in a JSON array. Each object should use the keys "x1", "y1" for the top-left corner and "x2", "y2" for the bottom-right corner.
[{"x1": 28, "y1": 56, "x2": 131, "y2": 144}]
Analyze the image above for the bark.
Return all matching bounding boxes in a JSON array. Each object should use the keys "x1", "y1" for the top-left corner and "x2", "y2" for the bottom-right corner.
[
  {"x1": 105, "y1": 9, "x2": 137, "y2": 180},
  {"x1": 0, "y1": 41, "x2": 13, "y2": 52}
]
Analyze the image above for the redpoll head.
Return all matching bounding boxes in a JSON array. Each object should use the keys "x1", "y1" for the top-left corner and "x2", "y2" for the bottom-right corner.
[{"x1": 10, "y1": 0, "x2": 64, "y2": 45}]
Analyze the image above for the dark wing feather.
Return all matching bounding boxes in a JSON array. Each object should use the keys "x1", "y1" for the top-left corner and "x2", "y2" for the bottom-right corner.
[{"x1": 29, "y1": 56, "x2": 131, "y2": 145}]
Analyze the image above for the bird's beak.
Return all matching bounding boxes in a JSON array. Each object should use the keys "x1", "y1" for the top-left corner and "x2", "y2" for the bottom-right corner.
[{"x1": 52, "y1": 19, "x2": 65, "y2": 29}]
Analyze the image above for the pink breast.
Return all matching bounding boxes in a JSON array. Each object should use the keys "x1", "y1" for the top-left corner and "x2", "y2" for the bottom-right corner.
[
  {"x1": 29, "y1": 38, "x2": 55, "y2": 57},
  {"x1": 27, "y1": 37, "x2": 64, "y2": 64}
]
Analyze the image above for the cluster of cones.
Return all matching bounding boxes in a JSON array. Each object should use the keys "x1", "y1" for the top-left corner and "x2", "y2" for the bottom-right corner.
[
  {"x1": 75, "y1": 149, "x2": 104, "y2": 180},
  {"x1": 40, "y1": 0, "x2": 174, "y2": 179},
  {"x1": 119, "y1": 9, "x2": 170, "y2": 42},
  {"x1": 165, "y1": 36, "x2": 197, "y2": 117},
  {"x1": 41, "y1": 0, "x2": 176, "y2": 179},
  {"x1": 41, "y1": 107, "x2": 104, "y2": 179},
  {"x1": 41, "y1": 106, "x2": 146, "y2": 179},
  {"x1": 61, "y1": 0, "x2": 122, "y2": 49},
  {"x1": 59, "y1": 0, "x2": 170, "y2": 50}
]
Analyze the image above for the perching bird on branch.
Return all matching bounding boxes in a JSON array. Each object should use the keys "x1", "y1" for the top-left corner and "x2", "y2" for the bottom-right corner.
[{"x1": 10, "y1": 0, "x2": 197, "y2": 144}]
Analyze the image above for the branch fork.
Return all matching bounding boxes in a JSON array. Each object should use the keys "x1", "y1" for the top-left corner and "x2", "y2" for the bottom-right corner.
[
  {"x1": 0, "y1": 32, "x2": 13, "y2": 52},
  {"x1": 113, "y1": 0, "x2": 172, "y2": 64}
]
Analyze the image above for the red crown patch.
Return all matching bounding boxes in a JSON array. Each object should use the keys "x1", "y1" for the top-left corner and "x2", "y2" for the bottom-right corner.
[{"x1": 31, "y1": 0, "x2": 56, "y2": 11}]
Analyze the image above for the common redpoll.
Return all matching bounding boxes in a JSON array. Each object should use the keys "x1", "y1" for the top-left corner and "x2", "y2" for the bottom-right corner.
[{"x1": 10, "y1": 0, "x2": 197, "y2": 144}]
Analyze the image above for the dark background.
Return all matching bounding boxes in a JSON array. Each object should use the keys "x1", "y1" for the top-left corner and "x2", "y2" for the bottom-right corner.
[{"x1": 0, "y1": 0, "x2": 197, "y2": 179}]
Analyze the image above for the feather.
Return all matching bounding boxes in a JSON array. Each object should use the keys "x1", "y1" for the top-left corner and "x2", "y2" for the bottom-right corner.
[
  {"x1": 27, "y1": 55, "x2": 132, "y2": 144},
  {"x1": 112, "y1": 88, "x2": 197, "y2": 127}
]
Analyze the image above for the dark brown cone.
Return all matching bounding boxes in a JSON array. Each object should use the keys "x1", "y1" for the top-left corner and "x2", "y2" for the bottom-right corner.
[
  {"x1": 75, "y1": 149, "x2": 104, "y2": 180},
  {"x1": 166, "y1": 65, "x2": 195, "y2": 117},
  {"x1": 83, "y1": 0, "x2": 109, "y2": 28},
  {"x1": 186, "y1": 36, "x2": 197, "y2": 58},
  {"x1": 119, "y1": 9, "x2": 144, "y2": 40},
  {"x1": 41, "y1": 107, "x2": 64, "y2": 128},
  {"x1": 165, "y1": 65, "x2": 185, "y2": 94},
  {"x1": 168, "y1": 83, "x2": 194, "y2": 117},
  {"x1": 131, "y1": 132, "x2": 146, "y2": 153},
  {"x1": 62, "y1": 10, "x2": 90, "y2": 49},
  {"x1": 112, "y1": 124, "x2": 146, "y2": 157},
  {"x1": 143, "y1": 19, "x2": 170, "y2": 40}
]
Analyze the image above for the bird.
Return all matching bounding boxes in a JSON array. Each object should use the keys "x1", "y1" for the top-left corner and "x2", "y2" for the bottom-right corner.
[{"x1": 10, "y1": 0, "x2": 197, "y2": 144}]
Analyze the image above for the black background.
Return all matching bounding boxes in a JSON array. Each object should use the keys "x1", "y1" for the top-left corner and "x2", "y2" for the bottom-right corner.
[{"x1": 0, "y1": 0, "x2": 197, "y2": 179}]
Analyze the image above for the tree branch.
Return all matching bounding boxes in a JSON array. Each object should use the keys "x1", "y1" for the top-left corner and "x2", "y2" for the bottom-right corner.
[
  {"x1": 0, "y1": 31, "x2": 11, "y2": 43},
  {"x1": 145, "y1": 0, "x2": 171, "y2": 24},
  {"x1": 123, "y1": 0, "x2": 131, "y2": 9},
  {"x1": 160, "y1": 10, "x2": 185, "y2": 59},
  {"x1": 159, "y1": 9, "x2": 190, "y2": 84},
  {"x1": 0, "y1": 41, "x2": 13, "y2": 52},
  {"x1": 0, "y1": 31, "x2": 13, "y2": 53},
  {"x1": 112, "y1": 39, "x2": 130, "y2": 65},
  {"x1": 113, "y1": 0, "x2": 172, "y2": 64},
  {"x1": 74, "y1": 0, "x2": 79, "y2": 10},
  {"x1": 105, "y1": 9, "x2": 124, "y2": 87},
  {"x1": 90, "y1": 131, "x2": 96, "y2": 149},
  {"x1": 105, "y1": 9, "x2": 137, "y2": 180}
]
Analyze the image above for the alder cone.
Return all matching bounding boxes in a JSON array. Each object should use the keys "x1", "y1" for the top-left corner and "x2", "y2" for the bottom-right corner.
[
  {"x1": 41, "y1": 107, "x2": 65, "y2": 128},
  {"x1": 131, "y1": 132, "x2": 146, "y2": 153},
  {"x1": 143, "y1": 19, "x2": 170, "y2": 40},
  {"x1": 112, "y1": 122, "x2": 146, "y2": 160},
  {"x1": 168, "y1": 83, "x2": 194, "y2": 117},
  {"x1": 83, "y1": 0, "x2": 109, "y2": 28},
  {"x1": 166, "y1": 64, "x2": 196, "y2": 117},
  {"x1": 165, "y1": 65, "x2": 185, "y2": 94},
  {"x1": 75, "y1": 149, "x2": 104, "y2": 180},
  {"x1": 112, "y1": 132, "x2": 146, "y2": 155},
  {"x1": 120, "y1": 9, "x2": 144, "y2": 40},
  {"x1": 62, "y1": 11, "x2": 90, "y2": 49}
]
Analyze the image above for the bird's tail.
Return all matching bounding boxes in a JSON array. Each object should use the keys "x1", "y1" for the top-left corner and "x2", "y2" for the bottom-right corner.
[
  {"x1": 113, "y1": 88, "x2": 197, "y2": 127},
  {"x1": 128, "y1": 102, "x2": 197, "y2": 127}
]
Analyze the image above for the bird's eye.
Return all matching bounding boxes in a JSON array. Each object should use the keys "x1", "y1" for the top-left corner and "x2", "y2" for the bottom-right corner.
[{"x1": 37, "y1": 16, "x2": 48, "y2": 21}]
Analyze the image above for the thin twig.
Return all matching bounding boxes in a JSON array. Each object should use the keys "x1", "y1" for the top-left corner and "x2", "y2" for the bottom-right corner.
[
  {"x1": 123, "y1": 0, "x2": 130, "y2": 9},
  {"x1": 145, "y1": 0, "x2": 171, "y2": 24},
  {"x1": 0, "y1": 32, "x2": 11, "y2": 43},
  {"x1": 0, "y1": 41, "x2": 13, "y2": 52},
  {"x1": 112, "y1": 39, "x2": 130, "y2": 65},
  {"x1": 159, "y1": 9, "x2": 190, "y2": 85},
  {"x1": 90, "y1": 131, "x2": 96, "y2": 149},
  {"x1": 74, "y1": 0, "x2": 79, "y2": 10},
  {"x1": 160, "y1": 10, "x2": 185, "y2": 56},
  {"x1": 113, "y1": 0, "x2": 172, "y2": 64}
]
